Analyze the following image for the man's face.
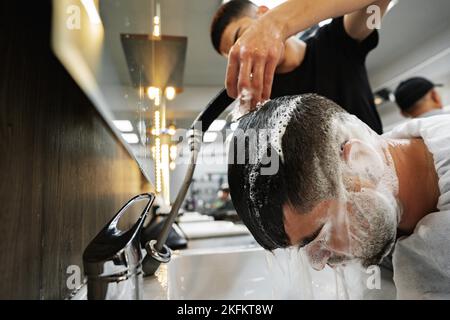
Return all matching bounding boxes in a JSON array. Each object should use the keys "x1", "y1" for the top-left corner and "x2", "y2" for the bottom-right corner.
[{"x1": 283, "y1": 116, "x2": 400, "y2": 270}]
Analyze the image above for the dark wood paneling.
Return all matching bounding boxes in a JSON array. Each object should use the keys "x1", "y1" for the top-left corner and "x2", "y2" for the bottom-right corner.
[{"x1": 0, "y1": 2, "x2": 152, "y2": 299}]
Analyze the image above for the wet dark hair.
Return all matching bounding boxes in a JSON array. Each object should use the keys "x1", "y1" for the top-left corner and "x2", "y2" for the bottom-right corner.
[
  {"x1": 210, "y1": 0, "x2": 256, "y2": 54},
  {"x1": 228, "y1": 94, "x2": 345, "y2": 250}
]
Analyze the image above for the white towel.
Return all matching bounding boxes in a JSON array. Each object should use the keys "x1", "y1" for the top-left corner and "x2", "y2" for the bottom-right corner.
[{"x1": 383, "y1": 115, "x2": 450, "y2": 299}]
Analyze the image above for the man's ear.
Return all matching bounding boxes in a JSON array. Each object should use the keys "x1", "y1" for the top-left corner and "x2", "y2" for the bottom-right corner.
[
  {"x1": 257, "y1": 5, "x2": 269, "y2": 16},
  {"x1": 430, "y1": 89, "x2": 443, "y2": 108}
]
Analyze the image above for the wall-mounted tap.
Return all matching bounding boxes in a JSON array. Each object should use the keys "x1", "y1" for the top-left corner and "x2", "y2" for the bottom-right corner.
[
  {"x1": 82, "y1": 89, "x2": 233, "y2": 300},
  {"x1": 83, "y1": 193, "x2": 155, "y2": 300}
]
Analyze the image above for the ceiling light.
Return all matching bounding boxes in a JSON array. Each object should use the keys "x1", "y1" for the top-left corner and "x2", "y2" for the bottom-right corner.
[
  {"x1": 147, "y1": 86, "x2": 160, "y2": 100},
  {"x1": 113, "y1": 120, "x2": 133, "y2": 132},
  {"x1": 122, "y1": 133, "x2": 139, "y2": 144},
  {"x1": 165, "y1": 87, "x2": 176, "y2": 100},
  {"x1": 153, "y1": 2, "x2": 161, "y2": 37},
  {"x1": 203, "y1": 132, "x2": 218, "y2": 143},
  {"x1": 208, "y1": 120, "x2": 226, "y2": 132}
]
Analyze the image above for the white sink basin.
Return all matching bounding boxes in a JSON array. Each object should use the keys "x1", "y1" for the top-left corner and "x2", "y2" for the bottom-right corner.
[{"x1": 167, "y1": 246, "x2": 397, "y2": 300}]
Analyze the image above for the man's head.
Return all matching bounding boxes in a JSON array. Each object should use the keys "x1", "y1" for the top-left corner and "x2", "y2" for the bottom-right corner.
[
  {"x1": 218, "y1": 183, "x2": 231, "y2": 200},
  {"x1": 228, "y1": 94, "x2": 400, "y2": 270},
  {"x1": 210, "y1": 0, "x2": 268, "y2": 56},
  {"x1": 394, "y1": 77, "x2": 443, "y2": 118}
]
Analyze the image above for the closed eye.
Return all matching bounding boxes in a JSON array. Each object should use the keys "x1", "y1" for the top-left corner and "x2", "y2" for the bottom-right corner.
[
  {"x1": 297, "y1": 223, "x2": 325, "y2": 249},
  {"x1": 233, "y1": 27, "x2": 241, "y2": 45}
]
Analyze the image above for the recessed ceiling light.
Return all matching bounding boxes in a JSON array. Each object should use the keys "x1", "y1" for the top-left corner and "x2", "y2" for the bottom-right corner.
[
  {"x1": 122, "y1": 133, "x2": 139, "y2": 144},
  {"x1": 208, "y1": 120, "x2": 227, "y2": 132},
  {"x1": 113, "y1": 120, "x2": 134, "y2": 132}
]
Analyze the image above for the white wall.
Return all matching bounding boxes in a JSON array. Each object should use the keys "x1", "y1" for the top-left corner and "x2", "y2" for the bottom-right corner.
[{"x1": 370, "y1": 25, "x2": 450, "y2": 131}]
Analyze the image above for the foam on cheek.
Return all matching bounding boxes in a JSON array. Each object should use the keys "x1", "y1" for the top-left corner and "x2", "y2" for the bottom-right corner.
[
  {"x1": 346, "y1": 141, "x2": 385, "y2": 184},
  {"x1": 346, "y1": 189, "x2": 398, "y2": 263},
  {"x1": 333, "y1": 115, "x2": 400, "y2": 199},
  {"x1": 313, "y1": 117, "x2": 401, "y2": 266}
]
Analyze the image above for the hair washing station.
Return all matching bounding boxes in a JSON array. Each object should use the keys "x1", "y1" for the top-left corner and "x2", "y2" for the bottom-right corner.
[
  {"x1": 80, "y1": 91, "x2": 398, "y2": 300},
  {"x1": 82, "y1": 89, "x2": 237, "y2": 299}
]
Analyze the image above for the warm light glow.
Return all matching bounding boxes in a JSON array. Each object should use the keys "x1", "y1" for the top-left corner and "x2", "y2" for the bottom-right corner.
[
  {"x1": 169, "y1": 161, "x2": 176, "y2": 171},
  {"x1": 153, "y1": 2, "x2": 161, "y2": 37},
  {"x1": 154, "y1": 93, "x2": 161, "y2": 106},
  {"x1": 113, "y1": 120, "x2": 133, "y2": 132},
  {"x1": 81, "y1": 0, "x2": 102, "y2": 25},
  {"x1": 153, "y1": 24, "x2": 161, "y2": 38},
  {"x1": 165, "y1": 87, "x2": 176, "y2": 100},
  {"x1": 154, "y1": 110, "x2": 160, "y2": 135},
  {"x1": 161, "y1": 143, "x2": 171, "y2": 203},
  {"x1": 147, "y1": 86, "x2": 160, "y2": 100},
  {"x1": 155, "y1": 137, "x2": 162, "y2": 193},
  {"x1": 168, "y1": 124, "x2": 176, "y2": 136}
]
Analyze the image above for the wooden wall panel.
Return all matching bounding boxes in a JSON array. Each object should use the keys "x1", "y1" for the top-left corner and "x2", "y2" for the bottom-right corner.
[{"x1": 0, "y1": 2, "x2": 152, "y2": 299}]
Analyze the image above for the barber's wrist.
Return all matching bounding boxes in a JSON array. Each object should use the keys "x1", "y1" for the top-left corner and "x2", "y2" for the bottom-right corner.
[{"x1": 259, "y1": 14, "x2": 289, "y2": 42}]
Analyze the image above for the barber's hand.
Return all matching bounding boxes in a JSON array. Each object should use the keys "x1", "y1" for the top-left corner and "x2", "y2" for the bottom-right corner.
[{"x1": 226, "y1": 18, "x2": 285, "y2": 110}]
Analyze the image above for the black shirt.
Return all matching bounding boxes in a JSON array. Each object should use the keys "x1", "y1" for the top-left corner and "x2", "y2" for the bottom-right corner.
[{"x1": 271, "y1": 17, "x2": 383, "y2": 134}]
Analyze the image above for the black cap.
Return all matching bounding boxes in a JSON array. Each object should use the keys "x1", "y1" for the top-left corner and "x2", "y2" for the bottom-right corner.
[{"x1": 394, "y1": 77, "x2": 443, "y2": 111}]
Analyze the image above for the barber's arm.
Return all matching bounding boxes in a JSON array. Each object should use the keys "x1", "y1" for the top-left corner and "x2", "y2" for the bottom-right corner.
[
  {"x1": 226, "y1": 0, "x2": 378, "y2": 107},
  {"x1": 344, "y1": 0, "x2": 391, "y2": 41}
]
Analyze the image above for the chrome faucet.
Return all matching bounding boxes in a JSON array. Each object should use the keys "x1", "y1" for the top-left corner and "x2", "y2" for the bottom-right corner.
[
  {"x1": 82, "y1": 89, "x2": 233, "y2": 300},
  {"x1": 83, "y1": 193, "x2": 154, "y2": 300}
]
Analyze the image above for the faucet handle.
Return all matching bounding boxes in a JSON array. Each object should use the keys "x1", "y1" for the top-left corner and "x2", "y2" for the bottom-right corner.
[{"x1": 83, "y1": 193, "x2": 155, "y2": 300}]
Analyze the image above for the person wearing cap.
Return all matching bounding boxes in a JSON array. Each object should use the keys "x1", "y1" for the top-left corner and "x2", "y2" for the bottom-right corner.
[
  {"x1": 394, "y1": 77, "x2": 447, "y2": 118},
  {"x1": 212, "y1": 183, "x2": 234, "y2": 211}
]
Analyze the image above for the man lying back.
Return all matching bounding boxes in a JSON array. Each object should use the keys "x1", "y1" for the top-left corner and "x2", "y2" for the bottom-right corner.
[{"x1": 228, "y1": 94, "x2": 450, "y2": 299}]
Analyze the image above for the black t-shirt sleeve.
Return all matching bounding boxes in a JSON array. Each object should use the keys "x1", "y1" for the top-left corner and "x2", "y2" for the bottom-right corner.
[{"x1": 313, "y1": 16, "x2": 379, "y2": 62}]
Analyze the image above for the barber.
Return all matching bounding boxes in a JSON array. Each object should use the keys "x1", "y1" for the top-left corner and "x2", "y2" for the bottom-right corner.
[{"x1": 226, "y1": 0, "x2": 387, "y2": 108}]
